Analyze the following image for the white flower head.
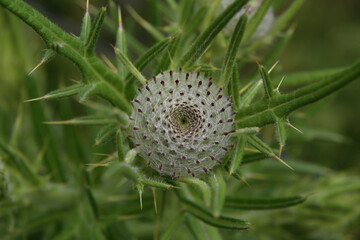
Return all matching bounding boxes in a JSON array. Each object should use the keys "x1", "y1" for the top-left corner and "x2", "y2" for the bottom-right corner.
[{"x1": 129, "y1": 70, "x2": 235, "y2": 178}]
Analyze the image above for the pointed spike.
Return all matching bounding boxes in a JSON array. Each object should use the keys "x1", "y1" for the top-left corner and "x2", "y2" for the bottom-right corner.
[
  {"x1": 118, "y1": 6, "x2": 123, "y2": 29},
  {"x1": 152, "y1": 188, "x2": 157, "y2": 215},
  {"x1": 287, "y1": 121, "x2": 304, "y2": 134},
  {"x1": 28, "y1": 49, "x2": 55, "y2": 75},
  {"x1": 268, "y1": 60, "x2": 280, "y2": 73},
  {"x1": 139, "y1": 190, "x2": 143, "y2": 210},
  {"x1": 43, "y1": 120, "x2": 71, "y2": 125},
  {"x1": 277, "y1": 76, "x2": 286, "y2": 90},
  {"x1": 24, "y1": 96, "x2": 45, "y2": 103},
  {"x1": 240, "y1": 176, "x2": 250, "y2": 187},
  {"x1": 273, "y1": 155, "x2": 294, "y2": 170},
  {"x1": 86, "y1": 0, "x2": 90, "y2": 13}
]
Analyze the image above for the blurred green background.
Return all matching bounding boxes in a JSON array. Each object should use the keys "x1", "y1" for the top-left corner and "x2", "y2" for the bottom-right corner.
[{"x1": 0, "y1": 0, "x2": 359, "y2": 239}]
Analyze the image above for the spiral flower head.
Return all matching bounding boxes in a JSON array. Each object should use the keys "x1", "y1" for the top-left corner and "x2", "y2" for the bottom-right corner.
[{"x1": 129, "y1": 70, "x2": 235, "y2": 178}]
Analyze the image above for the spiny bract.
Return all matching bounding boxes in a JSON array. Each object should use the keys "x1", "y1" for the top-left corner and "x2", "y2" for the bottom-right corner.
[{"x1": 129, "y1": 70, "x2": 235, "y2": 178}]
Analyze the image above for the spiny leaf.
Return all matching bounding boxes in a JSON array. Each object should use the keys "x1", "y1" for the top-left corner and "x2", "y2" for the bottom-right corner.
[
  {"x1": 259, "y1": 64, "x2": 275, "y2": 99},
  {"x1": 179, "y1": 0, "x2": 249, "y2": 69},
  {"x1": 0, "y1": 0, "x2": 125, "y2": 94},
  {"x1": 236, "y1": 58, "x2": 360, "y2": 128},
  {"x1": 141, "y1": 178, "x2": 173, "y2": 189},
  {"x1": 276, "y1": 118, "x2": 287, "y2": 156},
  {"x1": 125, "y1": 36, "x2": 172, "y2": 83},
  {"x1": 156, "y1": 31, "x2": 181, "y2": 73},
  {"x1": 240, "y1": 61, "x2": 279, "y2": 108},
  {"x1": 219, "y1": 11, "x2": 247, "y2": 89},
  {"x1": 247, "y1": 135, "x2": 293, "y2": 170},
  {"x1": 241, "y1": 152, "x2": 272, "y2": 165},
  {"x1": 80, "y1": 0, "x2": 91, "y2": 42},
  {"x1": 114, "y1": 48, "x2": 147, "y2": 85},
  {"x1": 85, "y1": 6, "x2": 106, "y2": 54},
  {"x1": 225, "y1": 195, "x2": 307, "y2": 210},
  {"x1": 115, "y1": 6, "x2": 127, "y2": 79},
  {"x1": 25, "y1": 84, "x2": 85, "y2": 102},
  {"x1": 79, "y1": 82, "x2": 132, "y2": 114}
]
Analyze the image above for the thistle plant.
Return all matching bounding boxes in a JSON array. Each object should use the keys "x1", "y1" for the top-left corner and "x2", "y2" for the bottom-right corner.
[{"x1": 0, "y1": 0, "x2": 360, "y2": 239}]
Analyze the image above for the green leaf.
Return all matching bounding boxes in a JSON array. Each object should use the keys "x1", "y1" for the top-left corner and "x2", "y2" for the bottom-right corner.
[
  {"x1": 282, "y1": 67, "x2": 345, "y2": 87},
  {"x1": 259, "y1": 64, "x2": 275, "y2": 99},
  {"x1": 125, "y1": 36, "x2": 172, "y2": 83},
  {"x1": 94, "y1": 123, "x2": 117, "y2": 146},
  {"x1": 104, "y1": 162, "x2": 143, "y2": 183},
  {"x1": 25, "y1": 84, "x2": 85, "y2": 102},
  {"x1": 44, "y1": 115, "x2": 117, "y2": 126},
  {"x1": 116, "y1": 128, "x2": 124, "y2": 161},
  {"x1": 85, "y1": 6, "x2": 106, "y2": 54},
  {"x1": 0, "y1": 141, "x2": 40, "y2": 185},
  {"x1": 276, "y1": 118, "x2": 286, "y2": 155},
  {"x1": 243, "y1": 0, "x2": 273, "y2": 42},
  {"x1": 271, "y1": 0, "x2": 306, "y2": 34},
  {"x1": 231, "y1": 65, "x2": 241, "y2": 109},
  {"x1": 219, "y1": 11, "x2": 247, "y2": 89},
  {"x1": 126, "y1": 5, "x2": 164, "y2": 42},
  {"x1": 209, "y1": 169, "x2": 226, "y2": 217},
  {"x1": 186, "y1": 215, "x2": 208, "y2": 240},
  {"x1": 160, "y1": 212, "x2": 185, "y2": 240},
  {"x1": 124, "y1": 149, "x2": 137, "y2": 164},
  {"x1": 229, "y1": 137, "x2": 246, "y2": 175},
  {"x1": 231, "y1": 127, "x2": 260, "y2": 136},
  {"x1": 80, "y1": 0, "x2": 91, "y2": 42},
  {"x1": 115, "y1": 6, "x2": 127, "y2": 79},
  {"x1": 179, "y1": 177, "x2": 212, "y2": 208},
  {"x1": 179, "y1": 0, "x2": 249, "y2": 69},
  {"x1": 181, "y1": 198, "x2": 250, "y2": 230},
  {"x1": 225, "y1": 195, "x2": 307, "y2": 210}
]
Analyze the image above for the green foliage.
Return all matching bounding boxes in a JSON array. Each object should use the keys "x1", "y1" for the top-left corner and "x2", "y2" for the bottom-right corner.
[{"x1": 0, "y1": 0, "x2": 359, "y2": 239}]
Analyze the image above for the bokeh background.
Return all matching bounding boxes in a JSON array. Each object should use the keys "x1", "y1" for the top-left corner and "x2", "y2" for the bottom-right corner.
[{"x1": 1, "y1": 0, "x2": 359, "y2": 239}]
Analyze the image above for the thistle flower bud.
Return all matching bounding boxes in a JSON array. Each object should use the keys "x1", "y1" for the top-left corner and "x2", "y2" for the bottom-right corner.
[{"x1": 129, "y1": 71, "x2": 235, "y2": 178}]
